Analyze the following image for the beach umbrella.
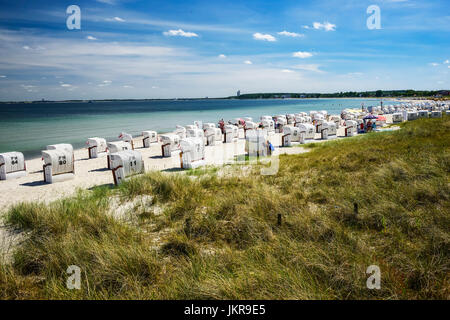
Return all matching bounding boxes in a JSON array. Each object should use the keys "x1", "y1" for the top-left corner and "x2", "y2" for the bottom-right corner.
[
  {"x1": 377, "y1": 115, "x2": 386, "y2": 121},
  {"x1": 363, "y1": 114, "x2": 377, "y2": 120}
]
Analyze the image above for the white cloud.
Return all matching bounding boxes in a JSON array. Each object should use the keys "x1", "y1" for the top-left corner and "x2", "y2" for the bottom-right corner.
[
  {"x1": 293, "y1": 64, "x2": 324, "y2": 73},
  {"x1": 444, "y1": 59, "x2": 449, "y2": 64},
  {"x1": 163, "y1": 29, "x2": 198, "y2": 37},
  {"x1": 0, "y1": 75, "x2": 6, "y2": 78},
  {"x1": 86, "y1": 36, "x2": 97, "y2": 41},
  {"x1": 105, "y1": 17, "x2": 125, "y2": 22},
  {"x1": 312, "y1": 22, "x2": 336, "y2": 31},
  {"x1": 302, "y1": 26, "x2": 310, "y2": 29},
  {"x1": 20, "y1": 84, "x2": 38, "y2": 92},
  {"x1": 23, "y1": 45, "x2": 30, "y2": 50},
  {"x1": 218, "y1": 54, "x2": 226, "y2": 59},
  {"x1": 429, "y1": 63, "x2": 439, "y2": 66},
  {"x1": 277, "y1": 31, "x2": 304, "y2": 38},
  {"x1": 253, "y1": 33, "x2": 276, "y2": 42},
  {"x1": 281, "y1": 69, "x2": 294, "y2": 73},
  {"x1": 60, "y1": 83, "x2": 72, "y2": 87},
  {"x1": 244, "y1": 60, "x2": 252, "y2": 65},
  {"x1": 123, "y1": 85, "x2": 133, "y2": 88},
  {"x1": 98, "y1": 80, "x2": 112, "y2": 87},
  {"x1": 4, "y1": 28, "x2": 440, "y2": 101},
  {"x1": 292, "y1": 51, "x2": 313, "y2": 58},
  {"x1": 96, "y1": 0, "x2": 116, "y2": 4},
  {"x1": 45, "y1": 7, "x2": 251, "y2": 34},
  {"x1": 346, "y1": 72, "x2": 364, "y2": 76}
]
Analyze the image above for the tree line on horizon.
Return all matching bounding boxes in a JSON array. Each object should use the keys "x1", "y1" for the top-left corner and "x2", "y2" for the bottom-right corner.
[
  {"x1": 1, "y1": 89, "x2": 449, "y2": 104},
  {"x1": 231, "y1": 89, "x2": 450, "y2": 99}
]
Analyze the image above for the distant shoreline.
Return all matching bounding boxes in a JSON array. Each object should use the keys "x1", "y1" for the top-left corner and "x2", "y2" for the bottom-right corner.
[{"x1": 0, "y1": 95, "x2": 447, "y2": 105}]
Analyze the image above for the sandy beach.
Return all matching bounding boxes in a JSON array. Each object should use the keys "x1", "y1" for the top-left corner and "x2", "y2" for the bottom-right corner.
[
  {"x1": 0, "y1": 118, "x2": 396, "y2": 212},
  {"x1": 0, "y1": 130, "x2": 272, "y2": 210}
]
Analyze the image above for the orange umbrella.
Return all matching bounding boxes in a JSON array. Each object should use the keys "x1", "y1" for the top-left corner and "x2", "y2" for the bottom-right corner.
[{"x1": 377, "y1": 115, "x2": 386, "y2": 121}]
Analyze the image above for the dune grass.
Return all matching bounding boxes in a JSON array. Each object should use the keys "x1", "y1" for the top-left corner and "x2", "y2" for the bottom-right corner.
[{"x1": 1, "y1": 117, "x2": 449, "y2": 299}]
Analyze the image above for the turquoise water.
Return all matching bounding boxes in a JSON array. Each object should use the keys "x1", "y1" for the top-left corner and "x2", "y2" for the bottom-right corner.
[{"x1": 0, "y1": 98, "x2": 392, "y2": 158}]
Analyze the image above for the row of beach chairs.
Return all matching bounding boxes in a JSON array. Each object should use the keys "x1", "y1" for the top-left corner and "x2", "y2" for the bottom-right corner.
[{"x1": 1, "y1": 107, "x2": 449, "y2": 185}]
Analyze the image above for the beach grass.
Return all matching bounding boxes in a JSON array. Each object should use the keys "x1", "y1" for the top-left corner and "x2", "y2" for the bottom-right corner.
[{"x1": 1, "y1": 116, "x2": 449, "y2": 299}]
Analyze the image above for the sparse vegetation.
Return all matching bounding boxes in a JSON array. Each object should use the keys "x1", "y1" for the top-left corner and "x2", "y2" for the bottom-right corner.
[{"x1": 1, "y1": 117, "x2": 449, "y2": 299}]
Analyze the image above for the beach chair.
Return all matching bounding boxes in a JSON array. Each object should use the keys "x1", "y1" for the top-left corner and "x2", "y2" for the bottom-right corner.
[
  {"x1": 86, "y1": 137, "x2": 107, "y2": 158},
  {"x1": 0, "y1": 152, "x2": 27, "y2": 180},
  {"x1": 42, "y1": 149, "x2": 75, "y2": 183},
  {"x1": 110, "y1": 150, "x2": 145, "y2": 186},
  {"x1": 179, "y1": 137, "x2": 205, "y2": 169}
]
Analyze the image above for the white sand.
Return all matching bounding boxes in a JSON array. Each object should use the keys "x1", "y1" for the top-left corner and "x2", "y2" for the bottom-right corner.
[
  {"x1": 0, "y1": 131, "x2": 276, "y2": 210},
  {"x1": 0, "y1": 119, "x2": 392, "y2": 212}
]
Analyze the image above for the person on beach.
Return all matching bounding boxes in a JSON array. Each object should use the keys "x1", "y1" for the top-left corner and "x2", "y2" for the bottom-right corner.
[
  {"x1": 367, "y1": 121, "x2": 373, "y2": 132},
  {"x1": 267, "y1": 140, "x2": 274, "y2": 156},
  {"x1": 218, "y1": 119, "x2": 225, "y2": 133},
  {"x1": 372, "y1": 121, "x2": 377, "y2": 131}
]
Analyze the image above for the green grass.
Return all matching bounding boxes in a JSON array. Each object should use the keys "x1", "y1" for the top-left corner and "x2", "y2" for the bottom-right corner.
[{"x1": 1, "y1": 117, "x2": 449, "y2": 299}]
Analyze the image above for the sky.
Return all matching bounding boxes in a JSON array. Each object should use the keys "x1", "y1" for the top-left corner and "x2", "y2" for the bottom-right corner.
[{"x1": 0, "y1": 0, "x2": 449, "y2": 101}]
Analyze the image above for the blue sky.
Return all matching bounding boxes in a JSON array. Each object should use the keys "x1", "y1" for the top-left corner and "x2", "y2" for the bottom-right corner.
[{"x1": 0, "y1": 0, "x2": 449, "y2": 100}]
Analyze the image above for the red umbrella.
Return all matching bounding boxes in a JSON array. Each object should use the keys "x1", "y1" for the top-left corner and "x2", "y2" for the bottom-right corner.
[{"x1": 377, "y1": 116, "x2": 386, "y2": 121}]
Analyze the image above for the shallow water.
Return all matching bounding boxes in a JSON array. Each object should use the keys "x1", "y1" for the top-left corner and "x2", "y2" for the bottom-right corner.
[{"x1": 0, "y1": 98, "x2": 394, "y2": 158}]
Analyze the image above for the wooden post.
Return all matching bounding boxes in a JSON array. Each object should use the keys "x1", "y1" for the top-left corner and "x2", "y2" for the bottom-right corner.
[{"x1": 185, "y1": 217, "x2": 191, "y2": 236}]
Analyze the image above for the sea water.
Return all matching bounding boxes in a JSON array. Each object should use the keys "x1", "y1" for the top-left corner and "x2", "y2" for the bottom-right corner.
[{"x1": 0, "y1": 98, "x2": 394, "y2": 158}]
